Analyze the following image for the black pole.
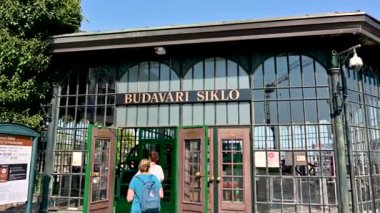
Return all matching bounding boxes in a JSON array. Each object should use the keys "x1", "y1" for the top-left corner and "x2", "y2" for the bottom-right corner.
[
  {"x1": 40, "y1": 84, "x2": 59, "y2": 212},
  {"x1": 341, "y1": 70, "x2": 357, "y2": 213},
  {"x1": 331, "y1": 52, "x2": 350, "y2": 213}
]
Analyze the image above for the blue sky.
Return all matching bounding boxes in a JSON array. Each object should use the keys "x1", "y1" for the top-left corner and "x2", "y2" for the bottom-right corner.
[{"x1": 81, "y1": 0, "x2": 380, "y2": 32}]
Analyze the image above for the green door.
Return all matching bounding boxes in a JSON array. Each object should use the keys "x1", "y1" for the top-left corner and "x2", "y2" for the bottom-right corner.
[
  {"x1": 114, "y1": 128, "x2": 177, "y2": 213},
  {"x1": 83, "y1": 126, "x2": 117, "y2": 213}
]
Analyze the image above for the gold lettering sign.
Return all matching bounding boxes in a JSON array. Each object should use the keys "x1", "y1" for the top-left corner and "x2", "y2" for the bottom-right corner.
[{"x1": 116, "y1": 89, "x2": 250, "y2": 105}]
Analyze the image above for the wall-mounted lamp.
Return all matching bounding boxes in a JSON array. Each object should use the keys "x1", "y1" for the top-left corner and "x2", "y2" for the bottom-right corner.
[
  {"x1": 154, "y1": 46, "x2": 166, "y2": 55},
  {"x1": 333, "y1": 44, "x2": 363, "y2": 71}
]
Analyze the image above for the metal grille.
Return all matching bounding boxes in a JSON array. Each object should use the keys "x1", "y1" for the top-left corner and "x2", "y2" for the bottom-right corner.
[
  {"x1": 345, "y1": 66, "x2": 380, "y2": 212},
  {"x1": 252, "y1": 54, "x2": 337, "y2": 212},
  {"x1": 49, "y1": 66, "x2": 116, "y2": 210}
]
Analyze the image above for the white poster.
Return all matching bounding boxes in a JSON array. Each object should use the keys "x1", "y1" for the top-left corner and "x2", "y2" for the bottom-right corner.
[
  {"x1": 0, "y1": 135, "x2": 32, "y2": 205},
  {"x1": 72, "y1": 152, "x2": 82, "y2": 166},
  {"x1": 255, "y1": 151, "x2": 279, "y2": 168}
]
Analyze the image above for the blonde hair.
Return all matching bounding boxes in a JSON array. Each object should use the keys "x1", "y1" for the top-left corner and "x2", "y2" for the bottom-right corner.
[{"x1": 138, "y1": 159, "x2": 151, "y2": 173}]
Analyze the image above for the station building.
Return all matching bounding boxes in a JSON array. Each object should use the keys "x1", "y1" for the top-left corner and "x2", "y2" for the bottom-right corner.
[{"x1": 45, "y1": 12, "x2": 380, "y2": 212}]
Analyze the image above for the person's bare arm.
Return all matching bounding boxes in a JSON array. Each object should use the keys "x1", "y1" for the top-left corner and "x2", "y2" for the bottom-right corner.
[
  {"x1": 127, "y1": 189, "x2": 134, "y2": 202},
  {"x1": 159, "y1": 188, "x2": 164, "y2": 199}
]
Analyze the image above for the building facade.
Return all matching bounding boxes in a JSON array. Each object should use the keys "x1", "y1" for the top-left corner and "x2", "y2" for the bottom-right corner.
[{"x1": 44, "y1": 12, "x2": 380, "y2": 212}]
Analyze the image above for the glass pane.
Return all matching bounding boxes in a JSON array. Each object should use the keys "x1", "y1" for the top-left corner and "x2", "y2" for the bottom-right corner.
[
  {"x1": 149, "y1": 62, "x2": 159, "y2": 92},
  {"x1": 182, "y1": 104, "x2": 193, "y2": 125},
  {"x1": 170, "y1": 70, "x2": 180, "y2": 91},
  {"x1": 289, "y1": 55, "x2": 302, "y2": 87},
  {"x1": 183, "y1": 139, "x2": 201, "y2": 203},
  {"x1": 318, "y1": 100, "x2": 331, "y2": 122},
  {"x1": 264, "y1": 57, "x2": 276, "y2": 87},
  {"x1": 159, "y1": 64, "x2": 170, "y2": 91},
  {"x1": 183, "y1": 68, "x2": 192, "y2": 91},
  {"x1": 253, "y1": 65, "x2": 264, "y2": 88},
  {"x1": 315, "y1": 63, "x2": 328, "y2": 86},
  {"x1": 317, "y1": 88, "x2": 329, "y2": 98},
  {"x1": 278, "y1": 101, "x2": 291, "y2": 124},
  {"x1": 278, "y1": 89, "x2": 289, "y2": 100},
  {"x1": 253, "y1": 102, "x2": 265, "y2": 124},
  {"x1": 291, "y1": 101, "x2": 304, "y2": 123},
  {"x1": 158, "y1": 105, "x2": 169, "y2": 126},
  {"x1": 290, "y1": 88, "x2": 302, "y2": 99},
  {"x1": 169, "y1": 105, "x2": 180, "y2": 126},
  {"x1": 253, "y1": 89, "x2": 264, "y2": 101},
  {"x1": 276, "y1": 56, "x2": 289, "y2": 88},
  {"x1": 305, "y1": 100, "x2": 318, "y2": 123},
  {"x1": 239, "y1": 103, "x2": 250, "y2": 125},
  {"x1": 137, "y1": 106, "x2": 148, "y2": 126},
  {"x1": 204, "y1": 103, "x2": 215, "y2": 125},
  {"x1": 238, "y1": 67, "x2": 250, "y2": 89},
  {"x1": 204, "y1": 58, "x2": 215, "y2": 90},
  {"x1": 116, "y1": 107, "x2": 127, "y2": 126},
  {"x1": 227, "y1": 102, "x2": 239, "y2": 125},
  {"x1": 126, "y1": 106, "x2": 137, "y2": 126},
  {"x1": 147, "y1": 106, "x2": 158, "y2": 126},
  {"x1": 138, "y1": 62, "x2": 149, "y2": 92},
  {"x1": 215, "y1": 58, "x2": 226, "y2": 89},
  {"x1": 302, "y1": 56, "x2": 315, "y2": 86},
  {"x1": 227, "y1": 60, "x2": 238, "y2": 89},
  {"x1": 193, "y1": 104, "x2": 204, "y2": 125},
  {"x1": 303, "y1": 88, "x2": 316, "y2": 99},
  {"x1": 216, "y1": 103, "x2": 227, "y2": 125},
  {"x1": 193, "y1": 62, "x2": 204, "y2": 90}
]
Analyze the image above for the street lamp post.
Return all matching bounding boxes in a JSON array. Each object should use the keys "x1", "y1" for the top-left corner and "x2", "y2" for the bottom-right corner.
[{"x1": 330, "y1": 44, "x2": 363, "y2": 213}]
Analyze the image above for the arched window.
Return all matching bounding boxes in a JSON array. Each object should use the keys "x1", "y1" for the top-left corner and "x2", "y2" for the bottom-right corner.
[
  {"x1": 182, "y1": 57, "x2": 250, "y2": 125},
  {"x1": 117, "y1": 61, "x2": 180, "y2": 127}
]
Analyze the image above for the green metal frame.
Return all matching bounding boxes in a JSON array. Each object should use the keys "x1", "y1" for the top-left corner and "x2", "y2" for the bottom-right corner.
[
  {"x1": 83, "y1": 125, "x2": 92, "y2": 213},
  {"x1": 83, "y1": 125, "x2": 118, "y2": 213}
]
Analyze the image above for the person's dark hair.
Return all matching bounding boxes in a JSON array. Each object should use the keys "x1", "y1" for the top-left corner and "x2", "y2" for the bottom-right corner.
[
  {"x1": 149, "y1": 151, "x2": 159, "y2": 163},
  {"x1": 138, "y1": 159, "x2": 150, "y2": 172}
]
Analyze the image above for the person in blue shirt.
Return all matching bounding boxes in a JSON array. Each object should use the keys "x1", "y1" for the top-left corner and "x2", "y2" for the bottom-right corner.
[{"x1": 127, "y1": 159, "x2": 163, "y2": 213}]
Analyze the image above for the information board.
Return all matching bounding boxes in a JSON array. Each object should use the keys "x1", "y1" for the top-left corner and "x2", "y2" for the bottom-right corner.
[{"x1": 0, "y1": 134, "x2": 32, "y2": 205}]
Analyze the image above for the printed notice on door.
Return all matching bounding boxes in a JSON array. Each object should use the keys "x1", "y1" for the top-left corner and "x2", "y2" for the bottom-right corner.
[{"x1": 0, "y1": 134, "x2": 32, "y2": 205}]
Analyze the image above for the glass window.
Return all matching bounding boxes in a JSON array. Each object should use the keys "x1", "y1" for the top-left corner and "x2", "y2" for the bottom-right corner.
[
  {"x1": 288, "y1": 55, "x2": 302, "y2": 87},
  {"x1": 159, "y1": 105, "x2": 169, "y2": 126},
  {"x1": 215, "y1": 58, "x2": 227, "y2": 89},
  {"x1": 193, "y1": 104, "x2": 204, "y2": 125},
  {"x1": 118, "y1": 61, "x2": 180, "y2": 126},
  {"x1": 183, "y1": 57, "x2": 250, "y2": 125},
  {"x1": 252, "y1": 53, "x2": 334, "y2": 210},
  {"x1": 205, "y1": 103, "x2": 215, "y2": 125},
  {"x1": 204, "y1": 58, "x2": 215, "y2": 90}
]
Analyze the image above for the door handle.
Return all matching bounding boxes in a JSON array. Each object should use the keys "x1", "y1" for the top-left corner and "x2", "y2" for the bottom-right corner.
[
  {"x1": 195, "y1": 172, "x2": 203, "y2": 178},
  {"x1": 195, "y1": 172, "x2": 220, "y2": 182},
  {"x1": 216, "y1": 176, "x2": 221, "y2": 182}
]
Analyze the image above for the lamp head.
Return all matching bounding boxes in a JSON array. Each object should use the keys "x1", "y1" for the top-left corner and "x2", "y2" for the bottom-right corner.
[
  {"x1": 154, "y1": 47, "x2": 166, "y2": 55},
  {"x1": 348, "y1": 49, "x2": 363, "y2": 71}
]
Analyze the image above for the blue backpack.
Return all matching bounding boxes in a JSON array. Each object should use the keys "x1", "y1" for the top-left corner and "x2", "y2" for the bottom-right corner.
[{"x1": 136, "y1": 175, "x2": 160, "y2": 212}]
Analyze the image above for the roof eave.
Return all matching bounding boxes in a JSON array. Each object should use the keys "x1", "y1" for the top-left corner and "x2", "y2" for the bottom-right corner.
[{"x1": 52, "y1": 13, "x2": 380, "y2": 53}]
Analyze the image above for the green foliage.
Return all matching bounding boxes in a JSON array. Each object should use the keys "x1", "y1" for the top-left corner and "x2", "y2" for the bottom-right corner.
[{"x1": 0, "y1": 0, "x2": 82, "y2": 128}]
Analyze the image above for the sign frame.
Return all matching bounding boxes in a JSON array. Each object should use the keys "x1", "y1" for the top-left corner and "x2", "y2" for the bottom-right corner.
[{"x1": 0, "y1": 123, "x2": 39, "y2": 213}]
